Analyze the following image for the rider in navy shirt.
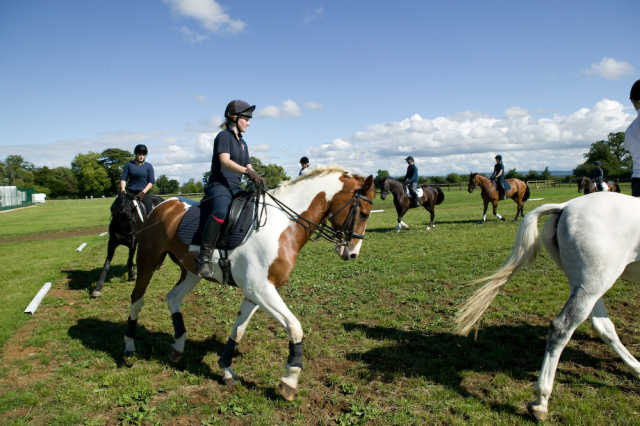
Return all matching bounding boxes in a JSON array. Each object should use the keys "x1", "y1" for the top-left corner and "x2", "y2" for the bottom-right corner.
[
  {"x1": 490, "y1": 154, "x2": 507, "y2": 200},
  {"x1": 592, "y1": 161, "x2": 604, "y2": 191},
  {"x1": 404, "y1": 156, "x2": 419, "y2": 203},
  {"x1": 196, "y1": 100, "x2": 266, "y2": 279},
  {"x1": 120, "y1": 144, "x2": 155, "y2": 214}
]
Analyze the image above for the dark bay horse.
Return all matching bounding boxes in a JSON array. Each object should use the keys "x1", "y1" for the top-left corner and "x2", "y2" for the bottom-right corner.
[
  {"x1": 380, "y1": 178, "x2": 444, "y2": 231},
  {"x1": 468, "y1": 173, "x2": 530, "y2": 222},
  {"x1": 577, "y1": 176, "x2": 620, "y2": 194},
  {"x1": 123, "y1": 168, "x2": 376, "y2": 401},
  {"x1": 92, "y1": 193, "x2": 162, "y2": 298}
]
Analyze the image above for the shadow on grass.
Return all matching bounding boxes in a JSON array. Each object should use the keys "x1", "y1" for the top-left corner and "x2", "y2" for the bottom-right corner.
[
  {"x1": 67, "y1": 318, "x2": 284, "y2": 399},
  {"x1": 343, "y1": 322, "x2": 611, "y2": 419},
  {"x1": 63, "y1": 267, "x2": 130, "y2": 292}
]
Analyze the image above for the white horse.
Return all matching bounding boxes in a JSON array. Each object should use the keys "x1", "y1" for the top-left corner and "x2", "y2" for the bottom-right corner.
[
  {"x1": 123, "y1": 167, "x2": 376, "y2": 401},
  {"x1": 455, "y1": 191, "x2": 640, "y2": 420}
]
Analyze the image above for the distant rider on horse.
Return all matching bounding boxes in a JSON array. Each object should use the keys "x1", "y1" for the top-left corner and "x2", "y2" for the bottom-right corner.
[
  {"x1": 490, "y1": 154, "x2": 507, "y2": 200},
  {"x1": 404, "y1": 156, "x2": 419, "y2": 205},
  {"x1": 196, "y1": 99, "x2": 266, "y2": 279},
  {"x1": 592, "y1": 161, "x2": 604, "y2": 191},
  {"x1": 120, "y1": 144, "x2": 155, "y2": 215}
]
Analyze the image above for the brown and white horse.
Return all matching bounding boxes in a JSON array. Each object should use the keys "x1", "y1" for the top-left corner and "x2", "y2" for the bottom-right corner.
[
  {"x1": 123, "y1": 167, "x2": 375, "y2": 401},
  {"x1": 467, "y1": 173, "x2": 530, "y2": 222},
  {"x1": 379, "y1": 177, "x2": 444, "y2": 231},
  {"x1": 577, "y1": 176, "x2": 620, "y2": 194}
]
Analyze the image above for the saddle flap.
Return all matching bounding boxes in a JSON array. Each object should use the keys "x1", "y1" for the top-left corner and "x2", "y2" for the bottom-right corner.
[{"x1": 216, "y1": 191, "x2": 259, "y2": 250}]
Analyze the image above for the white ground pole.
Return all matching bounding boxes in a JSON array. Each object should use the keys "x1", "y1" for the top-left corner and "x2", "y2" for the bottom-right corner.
[
  {"x1": 98, "y1": 232, "x2": 107, "y2": 236},
  {"x1": 371, "y1": 209, "x2": 384, "y2": 213},
  {"x1": 76, "y1": 242, "x2": 87, "y2": 252},
  {"x1": 24, "y1": 282, "x2": 52, "y2": 315},
  {"x1": 529, "y1": 198, "x2": 544, "y2": 201}
]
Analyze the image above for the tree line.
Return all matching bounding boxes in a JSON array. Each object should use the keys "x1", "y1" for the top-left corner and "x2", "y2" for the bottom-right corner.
[
  {"x1": 374, "y1": 132, "x2": 630, "y2": 187},
  {"x1": 0, "y1": 148, "x2": 289, "y2": 198}
]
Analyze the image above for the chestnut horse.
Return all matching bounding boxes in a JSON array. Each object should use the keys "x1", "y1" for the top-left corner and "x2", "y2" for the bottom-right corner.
[
  {"x1": 577, "y1": 176, "x2": 620, "y2": 194},
  {"x1": 456, "y1": 192, "x2": 640, "y2": 420},
  {"x1": 122, "y1": 168, "x2": 375, "y2": 401},
  {"x1": 467, "y1": 173, "x2": 530, "y2": 222},
  {"x1": 380, "y1": 178, "x2": 445, "y2": 231}
]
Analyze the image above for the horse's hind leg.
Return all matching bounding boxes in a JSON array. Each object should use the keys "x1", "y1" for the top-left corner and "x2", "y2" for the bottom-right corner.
[
  {"x1": 424, "y1": 204, "x2": 435, "y2": 229},
  {"x1": 590, "y1": 298, "x2": 640, "y2": 376},
  {"x1": 166, "y1": 270, "x2": 201, "y2": 362},
  {"x1": 218, "y1": 298, "x2": 260, "y2": 385},
  {"x1": 492, "y1": 201, "x2": 504, "y2": 221},
  {"x1": 527, "y1": 288, "x2": 602, "y2": 420},
  {"x1": 93, "y1": 238, "x2": 117, "y2": 298}
]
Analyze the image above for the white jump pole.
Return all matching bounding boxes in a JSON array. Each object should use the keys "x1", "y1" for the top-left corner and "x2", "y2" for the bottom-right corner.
[
  {"x1": 98, "y1": 232, "x2": 107, "y2": 236},
  {"x1": 371, "y1": 209, "x2": 384, "y2": 213},
  {"x1": 76, "y1": 242, "x2": 87, "y2": 252},
  {"x1": 24, "y1": 282, "x2": 52, "y2": 315}
]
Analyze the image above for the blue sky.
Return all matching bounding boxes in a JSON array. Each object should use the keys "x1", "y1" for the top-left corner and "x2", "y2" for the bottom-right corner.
[{"x1": 1, "y1": 0, "x2": 638, "y2": 182}]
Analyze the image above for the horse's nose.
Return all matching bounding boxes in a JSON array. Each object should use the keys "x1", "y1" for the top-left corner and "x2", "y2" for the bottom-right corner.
[{"x1": 350, "y1": 253, "x2": 357, "y2": 259}]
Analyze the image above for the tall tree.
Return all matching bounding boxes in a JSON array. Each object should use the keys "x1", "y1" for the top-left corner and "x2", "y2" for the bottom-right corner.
[
  {"x1": 374, "y1": 169, "x2": 390, "y2": 188},
  {"x1": 99, "y1": 148, "x2": 133, "y2": 195},
  {"x1": 3, "y1": 155, "x2": 35, "y2": 186},
  {"x1": 249, "y1": 156, "x2": 289, "y2": 189},
  {"x1": 155, "y1": 174, "x2": 180, "y2": 194},
  {"x1": 574, "y1": 132, "x2": 630, "y2": 180},
  {"x1": 71, "y1": 152, "x2": 111, "y2": 196}
]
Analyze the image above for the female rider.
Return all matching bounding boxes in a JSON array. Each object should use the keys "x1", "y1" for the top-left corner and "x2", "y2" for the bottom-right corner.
[
  {"x1": 197, "y1": 99, "x2": 265, "y2": 278},
  {"x1": 120, "y1": 144, "x2": 155, "y2": 215}
]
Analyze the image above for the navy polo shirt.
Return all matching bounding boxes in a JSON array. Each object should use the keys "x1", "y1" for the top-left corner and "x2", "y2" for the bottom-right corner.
[
  {"x1": 121, "y1": 161, "x2": 155, "y2": 192},
  {"x1": 209, "y1": 129, "x2": 250, "y2": 190}
]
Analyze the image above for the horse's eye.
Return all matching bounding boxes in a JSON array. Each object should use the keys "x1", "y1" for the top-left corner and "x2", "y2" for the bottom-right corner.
[{"x1": 359, "y1": 212, "x2": 370, "y2": 220}]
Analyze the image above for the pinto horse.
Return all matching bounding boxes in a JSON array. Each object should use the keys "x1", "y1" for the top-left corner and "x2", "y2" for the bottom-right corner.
[
  {"x1": 467, "y1": 173, "x2": 530, "y2": 222},
  {"x1": 92, "y1": 193, "x2": 162, "y2": 298},
  {"x1": 123, "y1": 168, "x2": 375, "y2": 401},
  {"x1": 379, "y1": 178, "x2": 444, "y2": 231},
  {"x1": 456, "y1": 192, "x2": 640, "y2": 420},
  {"x1": 577, "y1": 176, "x2": 620, "y2": 194}
]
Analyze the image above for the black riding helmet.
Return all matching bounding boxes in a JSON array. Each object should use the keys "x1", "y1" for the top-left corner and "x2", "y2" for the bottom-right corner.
[
  {"x1": 405, "y1": 156, "x2": 414, "y2": 162},
  {"x1": 134, "y1": 144, "x2": 148, "y2": 155},
  {"x1": 495, "y1": 154, "x2": 502, "y2": 161},
  {"x1": 225, "y1": 100, "x2": 256, "y2": 120},
  {"x1": 631, "y1": 80, "x2": 640, "y2": 101}
]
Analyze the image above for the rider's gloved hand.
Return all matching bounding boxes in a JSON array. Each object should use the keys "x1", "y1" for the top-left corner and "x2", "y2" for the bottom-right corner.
[
  {"x1": 136, "y1": 191, "x2": 145, "y2": 200},
  {"x1": 245, "y1": 169, "x2": 266, "y2": 186}
]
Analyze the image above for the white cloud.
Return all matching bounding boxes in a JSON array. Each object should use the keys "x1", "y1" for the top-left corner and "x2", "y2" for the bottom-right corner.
[
  {"x1": 257, "y1": 99, "x2": 302, "y2": 118},
  {"x1": 306, "y1": 99, "x2": 635, "y2": 177},
  {"x1": 584, "y1": 57, "x2": 635, "y2": 80},
  {"x1": 303, "y1": 7, "x2": 324, "y2": 24},
  {"x1": 304, "y1": 101, "x2": 323, "y2": 110},
  {"x1": 165, "y1": 0, "x2": 246, "y2": 35}
]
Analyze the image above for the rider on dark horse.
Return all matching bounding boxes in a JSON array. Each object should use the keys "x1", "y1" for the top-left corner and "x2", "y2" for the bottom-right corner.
[
  {"x1": 490, "y1": 154, "x2": 507, "y2": 200},
  {"x1": 592, "y1": 161, "x2": 604, "y2": 191},
  {"x1": 404, "y1": 156, "x2": 419, "y2": 206},
  {"x1": 120, "y1": 144, "x2": 155, "y2": 215},
  {"x1": 196, "y1": 99, "x2": 266, "y2": 279}
]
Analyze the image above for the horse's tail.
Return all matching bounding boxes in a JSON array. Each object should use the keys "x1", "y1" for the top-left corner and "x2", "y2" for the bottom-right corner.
[
  {"x1": 523, "y1": 183, "x2": 530, "y2": 202},
  {"x1": 435, "y1": 186, "x2": 445, "y2": 205},
  {"x1": 454, "y1": 202, "x2": 565, "y2": 336}
]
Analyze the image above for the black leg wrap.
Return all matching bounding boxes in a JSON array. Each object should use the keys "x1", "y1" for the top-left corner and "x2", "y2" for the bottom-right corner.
[
  {"x1": 125, "y1": 318, "x2": 137, "y2": 339},
  {"x1": 287, "y1": 340, "x2": 304, "y2": 368},
  {"x1": 171, "y1": 312, "x2": 186, "y2": 338},
  {"x1": 218, "y1": 338, "x2": 238, "y2": 368}
]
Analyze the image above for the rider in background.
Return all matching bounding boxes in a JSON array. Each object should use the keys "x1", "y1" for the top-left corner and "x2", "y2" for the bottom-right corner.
[
  {"x1": 196, "y1": 99, "x2": 265, "y2": 279},
  {"x1": 624, "y1": 79, "x2": 640, "y2": 197},
  {"x1": 299, "y1": 156, "x2": 310, "y2": 176},
  {"x1": 592, "y1": 161, "x2": 604, "y2": 191},
  {"x1": 120, "y1": 144, "x2": 155, "y2": 215},
  {"x1": 404, "y1": 156, "x2": 419, "y2": 204},
  {"x1": 490, "y1": 154, "x2": 506, "y2": 200}
]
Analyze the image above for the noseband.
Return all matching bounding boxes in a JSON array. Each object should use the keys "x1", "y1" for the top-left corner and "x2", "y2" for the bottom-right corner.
[{"x1": 325, "y1": 188, "x2": 373, "y2": 243}]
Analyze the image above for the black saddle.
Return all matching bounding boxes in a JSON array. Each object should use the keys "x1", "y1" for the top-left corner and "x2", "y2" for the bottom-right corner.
[{"x1": 177, "y1": 191, "x2": 260, "y2": 250}]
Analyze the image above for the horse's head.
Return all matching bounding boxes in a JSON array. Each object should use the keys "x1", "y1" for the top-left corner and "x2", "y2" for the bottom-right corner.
[
  {"x1": 327, "y1": 173, "x2": 376, "y2": 260},
  {"x1": 379, "y1": 178, "x2": 390, "y2": 200},
  {"x1": 577, "y1": 176, "x2": 586, "y2": 192},
  {"x1": 468, "y1": 173, "x2": 478, "y2": 193}
]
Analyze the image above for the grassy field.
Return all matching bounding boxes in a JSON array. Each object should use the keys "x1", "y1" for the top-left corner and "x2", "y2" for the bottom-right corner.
[{"x1": 1, "y1": 187, "x2": 639, "y2": 424}]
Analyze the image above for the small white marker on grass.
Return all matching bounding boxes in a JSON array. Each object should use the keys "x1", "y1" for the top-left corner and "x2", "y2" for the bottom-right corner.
[
  {"x1": 529, "y1": 198, "x2": 544, "y2": 201},
  {"x1": 371, "y1": 209, "x2": 384, "y2": 213},
  {"x1": 24, "y1": 282, "x2": 52, "y2": 315},
  {"x1": 98, "y1": 232, "x2": 107, "y2": 236},
  {"x1": 76, "y1": 242, "x2": 87, "y2": 252}
]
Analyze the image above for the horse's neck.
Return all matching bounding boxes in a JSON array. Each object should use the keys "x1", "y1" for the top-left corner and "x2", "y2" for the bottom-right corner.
[
  {"x1": 388, "y1": 180, "x2": 405, "y2": 197},
  {"x1": 270, "y1": 174, "x2": 344, "y2": 221}
]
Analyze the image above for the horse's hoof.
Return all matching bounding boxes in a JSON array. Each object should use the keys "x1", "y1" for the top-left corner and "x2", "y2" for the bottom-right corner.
[
  {"x1": 168, "y1": 347, "x2": 183, "y2": 363},
  {"x1": 91, "y1": 290, "x2": 102, "y2": 298},
  {"x1": 122, "y1": 351, "x2": 136, "y2": 367},
  {"x1": 223, "y1": 377, "x2": 237, "y2": 386},
  {"x1": 278, "y1": 380, "x2": 297, "y2": 401},
  {"x1": 526, "y1": 401, "x2": 548, "y2": 421}
]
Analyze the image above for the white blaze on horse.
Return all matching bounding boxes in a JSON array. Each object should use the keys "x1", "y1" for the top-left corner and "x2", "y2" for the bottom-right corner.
[
  {"x1": 380, "y1": 178, "x2": 444, "y2": 231},
  {"x1": 467, "y1": 173, "x2": 530, "y2": 222},
  {"x1": 455, "y1": 192, "x2": 640, "y2": 420},
  {"x1": 122, "y1": 167, "x2": 375, "y2": 401}
]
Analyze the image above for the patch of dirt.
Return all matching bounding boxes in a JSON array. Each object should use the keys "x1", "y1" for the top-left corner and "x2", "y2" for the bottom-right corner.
[{"x1": 0, "y1": 226, "x2": 107, "y2": 244}]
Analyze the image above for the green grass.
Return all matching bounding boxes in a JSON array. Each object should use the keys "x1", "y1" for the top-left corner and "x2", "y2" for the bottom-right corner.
[{"x1": 0, "y1": 187, "x2": 639, "y2": 424}]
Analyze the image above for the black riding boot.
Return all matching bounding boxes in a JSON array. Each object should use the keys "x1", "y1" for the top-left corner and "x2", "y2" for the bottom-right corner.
[{"x1": 196, "y1": 217, "x2": 223, "y2": 279}]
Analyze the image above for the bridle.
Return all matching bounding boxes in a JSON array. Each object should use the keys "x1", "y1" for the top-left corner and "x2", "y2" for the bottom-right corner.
[{"x1": 263, "y1": 185, "x2": 373, "y2": 247}]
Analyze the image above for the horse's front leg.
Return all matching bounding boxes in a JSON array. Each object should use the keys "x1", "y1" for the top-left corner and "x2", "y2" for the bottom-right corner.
[
  {"x1": 93, "y1": 237, "x2": 117, "y2": 297},
  {"x1": 425, "y1": 204, "x2": 435, "y2": 230},
  {"x1": 127, "y1": 238, "x2": 137, "y2": 282},
  {"x1": 249, "y1": 283, "x2": 303, "y2": 401},
  {"x1": 481, "y1": 199, "x2": 489, "y2": 223},
  {"x1": 218, "y1": 298, "x2": 260, "y2": 385},
  {"x1": 165, "y1": 270, "x2": 201, "y2": 362},
  {"x1": 492, "y1": 200, "x2": 504, "y2": 221}
]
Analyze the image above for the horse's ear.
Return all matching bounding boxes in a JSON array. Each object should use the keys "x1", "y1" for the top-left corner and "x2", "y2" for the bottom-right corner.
[{"x1": 362, "y1": 175, "x2": 375, "y2": 196}]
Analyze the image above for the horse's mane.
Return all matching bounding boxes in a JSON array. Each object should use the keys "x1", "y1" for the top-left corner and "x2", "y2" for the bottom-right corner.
[{"x1": 271, "y1": 166, "x2": 352, "y2": 194}]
